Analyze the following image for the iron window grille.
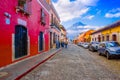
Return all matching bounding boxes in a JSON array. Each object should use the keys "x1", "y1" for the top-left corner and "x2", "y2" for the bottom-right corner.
[
  {"x1": 16, "y1": 0, "x2": 32, "y2": 16},
  {"x1": 40, "y1": 9, "x2": 46, "y2": 26}
]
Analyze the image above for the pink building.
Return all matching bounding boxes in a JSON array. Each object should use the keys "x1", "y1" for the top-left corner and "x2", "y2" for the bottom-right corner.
[
  {"x1": 48, "y1": 1, "x2": 61, "y2": 48},
  {"x1": 0, "y1": 0, "x2": 50, "y2": 67}
]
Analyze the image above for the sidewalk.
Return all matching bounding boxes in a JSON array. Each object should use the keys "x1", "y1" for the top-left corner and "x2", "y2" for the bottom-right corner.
[{"x1": 0, "y1": 48, "x2": 61, "y2": 80}]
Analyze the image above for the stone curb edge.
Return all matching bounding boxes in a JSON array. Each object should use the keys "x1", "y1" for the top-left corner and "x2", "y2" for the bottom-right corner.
[{"x1": 15, "y1": 48, "x2": 62, "y2": 80}]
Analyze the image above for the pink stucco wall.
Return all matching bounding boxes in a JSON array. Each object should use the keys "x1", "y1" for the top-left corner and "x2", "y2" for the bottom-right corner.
[{"x1": 0, "y1": 0, "x2": 50, "y2": 67}]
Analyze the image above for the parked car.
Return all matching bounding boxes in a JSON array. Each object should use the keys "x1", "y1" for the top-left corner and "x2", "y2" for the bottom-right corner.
[
  {"x1": 98, "y1": 41, "x2": 120, "y2": 59},
  {"x1": 82, "y1": 42, "x2": 89, "y2": 49},
  {"x1": 77, "y1": 42, "x2": 83, "y2": 46},
  {"x1": 89, "y1": 41, "x2": 99, "y2": 52}
]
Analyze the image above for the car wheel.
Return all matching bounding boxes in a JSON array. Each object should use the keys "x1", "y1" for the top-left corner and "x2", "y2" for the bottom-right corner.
[
  {"x1": 98, "y1": 52, "x2": 102, "y2": 56},
  {"x1": 91, "y1": 47, "x2": 95, "y2": 52},
  {"x1": 89, "y1": 48, "x2": 91, "y2": 51},
  {"x1": 106, "y1": 52, "x2": 111, "y2": 60},
  {"x1": 98, "y1": 51, "x2": 101, "y2": 56},
  {"x1": 88, "y1": 47, "x2": 91, "y2": 51}
]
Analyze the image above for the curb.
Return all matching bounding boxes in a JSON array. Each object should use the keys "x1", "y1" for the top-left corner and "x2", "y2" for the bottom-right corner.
[{"x1": 15, "y1": 48, "x2": 62, "y2": 80}]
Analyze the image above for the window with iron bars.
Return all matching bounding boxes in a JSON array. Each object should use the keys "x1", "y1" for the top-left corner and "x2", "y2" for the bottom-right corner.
[
  {"x1": 41, "y1": 9, "x2": 46, "y2": 26},
  {"x1": 16, "y1": 0, "x2": 32, "y2": 16}
]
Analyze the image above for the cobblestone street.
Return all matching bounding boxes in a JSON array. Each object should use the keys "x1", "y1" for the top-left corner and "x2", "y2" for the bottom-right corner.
[
  {"x1": 21, "y1": 44, "x2": 120, "y2": 80},
  {"x1": 1, "y1": 0, "x2": 120, "y2": 80}
]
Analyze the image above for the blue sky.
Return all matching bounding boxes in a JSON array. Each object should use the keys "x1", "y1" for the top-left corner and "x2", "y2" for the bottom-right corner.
[{"x1": 52, "y1": 0, "x2": 120, "y2": 39}]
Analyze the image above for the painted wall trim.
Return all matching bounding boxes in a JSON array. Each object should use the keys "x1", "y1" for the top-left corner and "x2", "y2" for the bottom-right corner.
[
  {"x1": 12, "y1": 34, "x2": 15, "y2": 62},
  {"x1": 36, "y1": 0, "x2": 50, "y2": 14}
]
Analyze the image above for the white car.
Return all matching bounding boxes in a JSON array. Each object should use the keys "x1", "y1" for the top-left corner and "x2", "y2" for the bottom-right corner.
[{"x1": 82, "y1": 43, "x2": 89, "y2": 49}]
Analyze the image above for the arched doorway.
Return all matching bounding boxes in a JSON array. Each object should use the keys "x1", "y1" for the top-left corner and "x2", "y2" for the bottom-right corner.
[
  {"x1": 95, "y1": 38, "x2": 96, "y2": 41},
  {"x1": 106, "y1": 35, "x2": 109, "y2": 41},
  {"x1": 15, "y1": 25, "x2": 28, "y2": 58},
  {"x1": 98, "y1": 35, "x2": 101, "y2": 42},
  {"x1": 112, "y1": 34, "x2": 117, "y2": 41},
  {"x1": 102, "y1": 36, "x2": 104, "y2": 41}
]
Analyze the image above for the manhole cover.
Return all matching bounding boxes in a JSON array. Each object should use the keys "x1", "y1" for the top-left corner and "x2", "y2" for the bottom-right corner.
[{"x1": 0, "y1": 72, "x2": 8, "y2": 77}]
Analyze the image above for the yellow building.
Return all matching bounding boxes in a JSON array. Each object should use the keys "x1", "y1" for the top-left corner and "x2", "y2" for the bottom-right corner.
[
  {"x1": 91, "y1": 20, "x2": 120, "y2": 43},
  {"x1": 101, "y1": 21, "x2": 120, "y2": 43}
]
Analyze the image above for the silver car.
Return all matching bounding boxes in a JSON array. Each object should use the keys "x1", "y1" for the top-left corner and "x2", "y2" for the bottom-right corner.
[
  {"x1": 89, "y1": 41, "x2": 99, "y2": 52},
  {"x1": 82, "y1": 42, "x2": 89, "y2": 49},
  {"x1": 98, "y1": 41, "x2": 120, "y2": 59}
]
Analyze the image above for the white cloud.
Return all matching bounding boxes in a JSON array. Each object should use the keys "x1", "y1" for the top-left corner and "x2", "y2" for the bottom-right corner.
[
  {"x1": 83, "y1": 25, "x2": 102, "y2": 30},
  {"x1": 83, "y1": 15, "x2": 95, "y2": 20},
  {"x1": 109, "y1": 8, "x2": 120, "y2": 13},
  {"x1": 105, "y1": 12, "x2": 120, "y2": 18},
  {"x1": 67, "y1": 25, "x2": 102, "y2": 39},
  {"x1": 77, "y1": 26, "x2": 84, "y2": 28},
  {"x1": 52, "y1": 0, "x2": 98, "y2": 22},
  {"x1": 96, "y1": 10, "x2": 101, "y2": 14},
  {"x1": 67, "y1": 29, "x2": 77, "y2": 35},
  {"x1": 105, "y1": 8, "x2": 120, "y2": 18}
]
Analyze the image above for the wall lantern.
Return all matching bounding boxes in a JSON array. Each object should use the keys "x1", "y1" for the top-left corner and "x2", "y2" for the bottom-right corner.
[
  {"x1": 4, "y1": 12, "x2": 11, "y2": 18},
  {"x1": 4, "y1": 12, "x2": 11, "y2": 24}
]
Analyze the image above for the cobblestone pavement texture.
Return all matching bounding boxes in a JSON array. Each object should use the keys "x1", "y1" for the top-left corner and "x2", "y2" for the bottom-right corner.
[
  {"x1": 0, "y1": 48, "x2": 61, "y2": 80},
  {"x1": 21, "y1": 44, "x2": 120, "y2": 80}
]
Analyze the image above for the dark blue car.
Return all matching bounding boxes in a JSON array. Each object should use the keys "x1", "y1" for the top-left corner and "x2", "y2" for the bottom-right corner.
[{"x1": 98, "y1": 41, "x2": 120, "y2": 59}]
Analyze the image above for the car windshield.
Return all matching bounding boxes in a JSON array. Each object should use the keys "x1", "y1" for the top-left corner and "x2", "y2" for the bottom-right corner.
[
  {"x1": 106, "y1": 42, "x2": 120, "y2": 47},
  {"x1": 84, "y1": 43, "x2": 89, "y2": 45},
  {"x1": 95, "y1": 42, "x2": 99, "y2": 44},
  {"x1": 91, "y1": 42, "x2": 99, "y2": 44}
]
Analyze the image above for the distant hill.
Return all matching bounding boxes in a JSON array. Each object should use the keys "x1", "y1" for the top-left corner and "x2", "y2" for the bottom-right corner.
[
  {"x1": 72, "y1": 21, "x2": 86, "y2": 27},
  {"x1": 67, "y1": 21, "x2": 95, "y2": 40},
  {"x1": 67, "y1": 21, "x2": 86, "y2": 40},
  {"x1": 67, "y1": 21, "x2": 86, "y2": 30}
]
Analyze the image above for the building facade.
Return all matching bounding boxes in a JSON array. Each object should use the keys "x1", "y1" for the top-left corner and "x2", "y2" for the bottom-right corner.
[
  {"x1": 77, "y1": 30, "x2": 94, "y2": 43},
  {"x1": 0, "y1": 0, "x2": 60, "y2": 68},
  {"x1": 91, "y1": 21, "x2": 120, "y2": 43},
  {"x1": 78, "y1": 33, "x2": 85, "y2": 42},
  {"x1": 84, "y1": 30, "x2": 94, "y2": 42},
  {"x1": 60, "y1": 25, "x2": 67, "y2": 42},
  {"x1": 91, "y1": 31, "x2": 102, "y2": 42},
  {"x1": 47, "y1": 0, "x2": 61, "y2": 48}
]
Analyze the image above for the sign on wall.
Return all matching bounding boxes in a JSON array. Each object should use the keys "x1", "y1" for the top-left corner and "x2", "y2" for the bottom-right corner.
[
  {"x1": 5, "y1": 18, "x2": 10, "y2": 24},
  {"x1": 18, "y1": 18, "x2": 27, "y2": 26}
]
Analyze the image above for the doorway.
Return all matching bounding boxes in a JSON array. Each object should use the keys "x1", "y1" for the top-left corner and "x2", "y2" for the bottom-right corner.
[
  {"x1": 15, "y1": 25, "x2": 28, "y2": 59},
  {"x1": 50, "y1": 32, "x2": 52, "y2": 48},
  {"x1": 39, "y1": 32, "x2": 44, "y2": 51},
  {"x1": 106, "y1": 35, "x2": 109, "y2": 41},
  {"x1": 112, "y1": 34, "x2": 117, "y2": 41}
]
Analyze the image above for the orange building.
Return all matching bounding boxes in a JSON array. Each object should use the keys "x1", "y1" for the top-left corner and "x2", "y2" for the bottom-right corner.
[
  {"x1": 77, "y1": 30, "x2": 94, "y2": 43},
  {"x1": 78, "y1": 33, "x2": 86, "y2": 42},
  {"x1": 84, "y1": 30, "x2": 94, "y2": 42},
  {"x1": 73, "y1": 38, "x2": 78, "y2": 44}
]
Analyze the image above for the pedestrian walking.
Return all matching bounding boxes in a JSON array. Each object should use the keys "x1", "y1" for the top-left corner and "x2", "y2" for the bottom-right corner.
[
  {"x1": 56, "y1": 40, "x2": 60, "y2": 49},
  {"x1": 64, "y1": 38, "x2": 68, "y2": 48},
  {"x1": 60, "y1": 39, "x2": 64, "y2": 48}
]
